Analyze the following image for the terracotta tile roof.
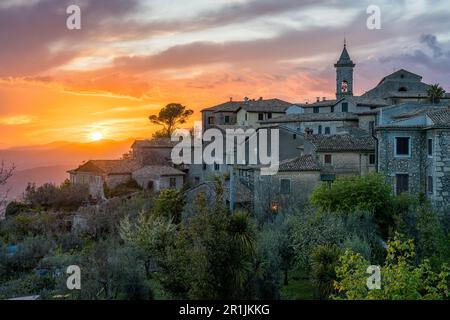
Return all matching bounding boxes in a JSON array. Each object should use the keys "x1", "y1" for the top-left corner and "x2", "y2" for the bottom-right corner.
[
  {"x1": 306, "y1": 134, "x2": 375, "y2": 152},
  {"x1": 141, "y1": 151, "x2": 170, "y2": 165},
  {"x1": 202, "y1": 98, "x2": 292, "y2": 113},
  {"x1": 346, "y1": 96, "x2": 389, "y2": 107},
  {"x1": 301, "y1": 100, "x2": 338, "y2": 108},
  {"x1": 133, "y1": 165, "x2": 185, "y2": 176},
  {"x1": 427, "y1": 109, "x2": 450, "y2": 126},
  {"x1": 260, "y1": 112, "x2": 358, "y2": 124},
  {"x1": 131, "y1": 138, "x2": 176, "y2": 149},
  {"x1": 70, "y1": 160, "x2": 141, "y2": 175},
  {"x1": 278, "y1": 155, "x2": 321, "y2": 172}
]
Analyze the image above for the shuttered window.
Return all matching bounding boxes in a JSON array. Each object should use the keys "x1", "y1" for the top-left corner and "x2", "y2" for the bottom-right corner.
[{"x1": 280, "y1": 179, "x2": 291, "y2": 195}]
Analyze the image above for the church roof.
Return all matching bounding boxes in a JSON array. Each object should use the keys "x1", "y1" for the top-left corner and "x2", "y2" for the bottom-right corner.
[
  {"x1": 377, "y1": 69, "x2": 422, "y2": 86},
  {"x1": 335, "y1": 44, "x2": 355, "y2": 67}
]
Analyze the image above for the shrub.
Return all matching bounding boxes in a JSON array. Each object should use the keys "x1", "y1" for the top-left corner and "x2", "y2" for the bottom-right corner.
[
  {"x1": 5, "y1": 202, "x2": 29, "y2": 217},
  {"x1": 310, "y1": 244, "x2": 341, "y2": 299},
  {"x1": 310, "y1": 173, "x2": 394, "y2": 236},
  {"x1": 153, "y1": 189, "x2": 185, "y2": 224}
]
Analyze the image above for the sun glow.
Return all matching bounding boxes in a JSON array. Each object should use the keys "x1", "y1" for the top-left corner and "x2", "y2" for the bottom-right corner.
[{"x1": 90, "y1": 131, "x2": 103, "y2": 141}]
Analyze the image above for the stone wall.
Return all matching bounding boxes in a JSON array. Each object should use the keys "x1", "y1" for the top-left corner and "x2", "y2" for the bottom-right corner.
[
  {"x1": 253, "y1": 170, "x2": 320, "y2": 218},
  {"x1": 430, "y1": 130, "x2": 450, "y2": 210},
  {"x1": 377, "y1": 129, "x2": 425, "y2": 195},
  {"x1": 316, "y1": 151, "x2": 375, "y2": 176}
]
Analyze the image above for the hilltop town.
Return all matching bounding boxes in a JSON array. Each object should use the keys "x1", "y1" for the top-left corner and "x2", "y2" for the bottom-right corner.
[
  {"x1": 2, "y1": 44, "x2": 450, "y2": 301},
  {"x1": 68, "y1": 44, "x2": 450, "y2": 214}
]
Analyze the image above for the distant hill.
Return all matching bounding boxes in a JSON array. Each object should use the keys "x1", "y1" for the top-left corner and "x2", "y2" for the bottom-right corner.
[
  {"x1": 1, "y1": 165, "x2": 72, "y2": 201},
  {"x1": 0, "y1": 139, "x2": 135, "y2": 200}
]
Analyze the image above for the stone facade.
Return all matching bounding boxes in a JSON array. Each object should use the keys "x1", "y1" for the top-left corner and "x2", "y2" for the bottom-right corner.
[{"x1": 376, "y1": 104, "x2": 450, "y2": 209}]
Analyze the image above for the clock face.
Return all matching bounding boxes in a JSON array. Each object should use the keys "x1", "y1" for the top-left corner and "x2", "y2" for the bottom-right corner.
[{"x1": 341, "y1": 80, "x2": 348, "y2": 93}]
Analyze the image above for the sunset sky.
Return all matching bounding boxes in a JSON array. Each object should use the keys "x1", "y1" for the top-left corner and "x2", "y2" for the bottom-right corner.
[{"x1": 1, "y1": 0, "x2": 450, "y2": 147}]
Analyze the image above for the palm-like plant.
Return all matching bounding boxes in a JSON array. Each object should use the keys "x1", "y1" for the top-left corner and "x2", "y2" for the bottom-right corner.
[{"x1": 427, "y1": 84, "x2": 446, "y2": 104}]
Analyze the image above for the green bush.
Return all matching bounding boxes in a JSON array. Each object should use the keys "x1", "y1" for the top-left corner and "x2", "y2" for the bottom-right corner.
[{"x1": 310, "y1": 173, "x2": 394, "y2": 236}]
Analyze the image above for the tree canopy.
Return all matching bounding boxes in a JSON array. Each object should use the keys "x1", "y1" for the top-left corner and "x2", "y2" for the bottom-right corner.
[{"x1": 149, "y1": 103, "x2": 194, "y2": 138}]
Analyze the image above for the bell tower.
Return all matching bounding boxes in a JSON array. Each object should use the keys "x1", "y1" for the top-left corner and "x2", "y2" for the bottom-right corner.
[{"x1": 335, "y1": 40, "x2": 355, "y2": 99}]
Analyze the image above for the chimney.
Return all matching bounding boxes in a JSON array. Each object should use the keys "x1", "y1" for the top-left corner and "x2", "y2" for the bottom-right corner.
[
  {"x1": 244, "y1": 96, "x2": 249, "y2": 102},
  {"x1": 230, "y1": 97, "x2": 233, "y2": 102},
  {"x1": 322, "y1": 97, "x2": 326, "y2": 101},
  {"x1": 259, "y1": 97, "x2": 263, "y2": 101},
  {"x1": 316, "y1": 97, "x2": 320, "y2": 103}
]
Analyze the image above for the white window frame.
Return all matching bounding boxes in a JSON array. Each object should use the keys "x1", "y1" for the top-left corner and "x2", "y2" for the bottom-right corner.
[{"x1": 394, "y1": 136, "x2": 412, "y2": 158}]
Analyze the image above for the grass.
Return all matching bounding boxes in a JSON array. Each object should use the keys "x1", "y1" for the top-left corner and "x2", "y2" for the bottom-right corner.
[{"x1": 281, "y1": 270, "x2": 314, "y2": 300}]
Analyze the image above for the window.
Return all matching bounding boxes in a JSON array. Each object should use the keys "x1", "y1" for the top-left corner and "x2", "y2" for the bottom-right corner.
[
  {"x1": 428, "y1": 138, "x2": 433, "y2": 157},
  {"x1": 270, "y1": 201, "x2": 279, "y2": 214},
  {"x1": 398, "y1": 87, "x2": 407, "y2": 92},
  {"x1": 214, "y1": 163, "x2": 220, "y2": 171},
  {"x1": 396, "y1": 174, "x2": 409, "y2": 195},
  {"x1": 293, "y1": 134, "x2": 297, "y2": 140},
  {"x1": 427, "y1": 176, "x2": 433, "y2": 194},
  {"x1": 331, "y1": 106, "x2": 335, "y2": 113},
  {"x1": 325, "y1": 127, "x2": 331, "y2": 134},
  {"x1": 169, "y1": 177, "x2": 177, "y2": 188},
  {"x1": 208, "y1": 116, "x2": 215, "y2": 125},
  {"x1": 342, "y1": 102, "x2": 348, "y2": 112},
  {"x1": 318, "y1": 125, "x2": 322, "y2": 134},
  {"x1": 313, "y1": 107, "x2": 320, "y2": 113},
  {"x1": 245, "y1": 113, "x2": 248, "y2": 121},
  {"x1": 194, "y1": 177, "x2": 200, "y2": 185},
  {"x1": 395, "y1": 137, "x2": 411, "y2": 156},
  {"x1": 224, "y1": 115, "x2": 230, "y2": 124},
  {"x1": 258, "y1": 113, "x2": 264, "y2": 121},
  {"x1": 268, "y1": 112, "x2": 272, "y2": 119},
  {"x1": 324, "y1": 154, "x2": 332, "y2": 164},
  {"x1": 202, "y1": 163, "x2": 207, "y2": 170},
  {"x1": 280, "y1": 179, "x2": 291, "y2": 195},
  {"x1": 369, "y1": 154, "x2": 376, "y2": 165}
]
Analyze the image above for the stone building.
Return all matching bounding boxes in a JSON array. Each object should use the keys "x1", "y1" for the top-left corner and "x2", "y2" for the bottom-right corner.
[
  {"x1": 132, "y1": 165, "x2": 185, "y2": 192},
  {"x1": 69, "y1": 139, "x2": 186, "y2": 199},
  {"x1": 201, "y1": 98, "x2": 292, "y2": 130},
  {"x1": 253, "y1": 155, "x2": 321, "y2": 217},
  {"x1": 68, "y1": 160, "x2": 141, "y2": 199},
  {"x1": 259, "y1": 112, "x2": 359, "y2": 135},
  {"x1": 376, "y1": 103, "x2": 450, "y2": 209}
]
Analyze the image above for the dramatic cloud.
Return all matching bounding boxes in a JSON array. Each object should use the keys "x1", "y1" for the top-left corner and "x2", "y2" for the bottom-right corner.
[{"x1": 1, "y1": 0, "x2": 450, "y2": 146}]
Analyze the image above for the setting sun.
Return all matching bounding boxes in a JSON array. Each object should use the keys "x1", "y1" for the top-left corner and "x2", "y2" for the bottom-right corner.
[{"x1": 90, "y1": 132, "x2": 103, "y2": 141}]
